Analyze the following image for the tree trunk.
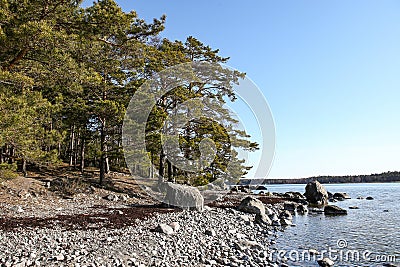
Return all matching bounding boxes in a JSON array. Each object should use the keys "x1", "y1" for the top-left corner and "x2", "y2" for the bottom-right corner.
[
  {"x1": 22, "y1": 158, "x2": 27, "y2": 177},
  {"x1": 80, "y1": 136, "x2": 85, "y2": 173},
  {"x1": 99, "y1": 118, "x2": 106, "y2": 185},
  {"x1": 173, "y1": 166, "x2": 177, "y2": 180},
  {"x1": 0, "y1": 146, "x2": 3, "y2": 164},
  {"x1": 73, "y1": 131, "x2": 79, "y2": 169},
  {"x1": 8, "y1": 146, "x2": 14, "y2": 164},
  {"x1": 167, "y1": 160, "x2": 173, "y2": 182},
  {"x1": 69, "y1": 124, "x2": 75, "y2": 166},
  {"x1": 105, "y1": 156, "x2": 110, "y2": 173},
  {"x1": 158, "y1": 149, "x2": 165, "y2": 184}
]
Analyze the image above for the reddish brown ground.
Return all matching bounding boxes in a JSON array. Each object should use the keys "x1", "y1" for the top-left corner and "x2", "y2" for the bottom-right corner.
[{"x1": 0, "y1": 166, "x2": 288, "y2": 231}]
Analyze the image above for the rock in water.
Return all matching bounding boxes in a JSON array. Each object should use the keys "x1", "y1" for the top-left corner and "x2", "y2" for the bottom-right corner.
[
  {"x1": 317, "y1": 257, "x2": 335, "y2": 266},
  {"x1": 333, "y1": 192, "x2": 351, "y2": 200},
  {"x1": 164, "y1": 182, "x2": 204, "y2": 211},
  {"x1": 237, "y1": 196, "x2": 265, "y2": 215},
  {"x1": 283, "y1": 202, "x2": 297, "y2": 212},
  {"x1": 324, "y1": 205, "x2": 348, "y2": 215},
  {"x1": 297, "y1": 204, "x2": 308, "y2": 214},
  {"x1": 279, "y1": 210, "x2": 293, "y2": 220},
  {"x1": 304, "y1": 181, "x2": 328, "y2": 206}
]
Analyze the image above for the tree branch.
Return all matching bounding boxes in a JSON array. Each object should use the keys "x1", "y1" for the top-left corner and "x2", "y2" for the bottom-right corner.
[{"x1": 2, "y1": 47, "x2": 29, "y2": 71}]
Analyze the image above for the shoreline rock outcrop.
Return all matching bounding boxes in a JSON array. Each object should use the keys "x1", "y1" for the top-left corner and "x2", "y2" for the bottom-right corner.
[{"x1": 304, "y1": 181, "x2": 329, "y2": 206}]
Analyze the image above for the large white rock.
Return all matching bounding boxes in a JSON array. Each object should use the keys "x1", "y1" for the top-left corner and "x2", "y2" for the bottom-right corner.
[{"x1": 163, "y1": 182, "x2": 204, "y2": 211}]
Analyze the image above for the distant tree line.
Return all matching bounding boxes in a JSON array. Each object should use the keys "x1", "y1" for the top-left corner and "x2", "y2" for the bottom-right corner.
[
  {"x1": 241, "y1": 171, "x2": 400, "y2": 185},
  {"x1": 0, "y1": 0, "x2": 258, "y2": 185}
]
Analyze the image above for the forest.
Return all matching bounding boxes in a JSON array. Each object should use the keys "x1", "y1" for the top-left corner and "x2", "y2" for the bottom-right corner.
[
  {"x1": 0, "y1": 0, "x2": 258, "y2": 186},
  {"x1": 242, "y1": 171, "x2": 400, "y2": 185}
]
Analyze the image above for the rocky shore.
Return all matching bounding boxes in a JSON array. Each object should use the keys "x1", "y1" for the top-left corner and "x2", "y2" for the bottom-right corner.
[
  {"x1": 0, "y1": 199, "x2": 290, "y2": 267},
  {"x1": 0, "y1": 174, "x2": 368, "y2": 267},
  {"x1": 0, "y1": 175, "x2": 300, "y2": 267}
]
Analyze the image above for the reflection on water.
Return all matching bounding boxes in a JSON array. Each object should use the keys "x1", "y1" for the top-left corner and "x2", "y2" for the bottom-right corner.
[{"x1": 266, "y1": 183, "x2": 400, "y2": 267}]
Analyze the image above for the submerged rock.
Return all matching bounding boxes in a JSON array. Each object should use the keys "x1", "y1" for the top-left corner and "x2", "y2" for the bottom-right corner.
[
  {"x1": 317, "y1": 257, "x2": 335, "y2": 266},
  {"x1": 308, "y1": 249, "x2": 320, "y2": 255},
  {"x1": 324, "y1": 205, "x2": 347, "y2": 215},
  {"x1": 333, "y1": 192, "x2": 351, "y2": 199}
]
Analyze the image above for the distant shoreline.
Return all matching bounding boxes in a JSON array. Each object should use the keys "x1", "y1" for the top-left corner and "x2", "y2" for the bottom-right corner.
[{"x1": 240, "y1": 171, "x2": 400, "y2": 185}]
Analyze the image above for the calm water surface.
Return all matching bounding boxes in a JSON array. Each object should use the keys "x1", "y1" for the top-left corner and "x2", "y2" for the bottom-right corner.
[{"x1": 265, "y1": 183, "x2": 400, "y2": 267}]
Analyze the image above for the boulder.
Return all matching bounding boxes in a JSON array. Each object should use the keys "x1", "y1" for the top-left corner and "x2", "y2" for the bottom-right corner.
[
  {"x1": 154, "y1": 223, "x2": 174, "y2": 235},
  {"x1": 297, "y1": 204, "x2": 308, "y2": 214},
  {"x1": 279, "y1": 210, "x2": 293, "y2": 220},
  {"x1": 283, "y1": 202, "x2": 297, "y2": 212},
  {"x1": 256, "y1": 185, "x2": 268, "y2": 190},
  {"x1": 304, "y1": 181, "x2": 328, "y2": 206},
  {"x1": 283, "y1": 191, "x2": 306, "y2": 200},
  {"x1": 324, "y1": 205, "x2": 347, "y2": 215},
  {"x1": 255, "y1": 213, "x2": 272, "y2": 226},
  {"x1": 333, "y1": 192, "x2": 351, "y2": 200},
  {"x1": 265, "y1": 207, "x2": 274, "y2": 216},
  {"x1": 272, "y1": 219, "x2": 281, "y2": 226},
  {"x1": 205, "y1": 229, "x2": 216, "y2": 237},
  {"x1": 105, "y1": 194, "x2": 119, "y2": 202},
  {"x1": 280, "y1": 218, "x2": 292, "y2": 226},
  {"x1": 349, "y1": 206, "x2": 359, "y2": 209},
  {"x1": 366, "y1": 196, "x2": 374, "y2": 200},
  {"x1": 237, "y1": 196, "x2": 265, "y2": 215},
  {"x1": 237, "y1": 185, "x2": 250, "y2": 193},
  {"x1": 268, "y1": 213, "x2": 279, "y2": 222},
  {"x1": 308, "y1": 249, "x2": 320, "y2": 255},
  {"x1": 317, "y1": 257, "x2": 335, "y2": 267},
  {"x1": 164, "y1": 182, "x2": 204, "y2": 211},
  {"x1": 169, "y1": 222, "x2": 180, "y2": 232}
]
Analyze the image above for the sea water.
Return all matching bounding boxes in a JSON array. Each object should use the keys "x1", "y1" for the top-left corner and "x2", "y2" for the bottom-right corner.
[{"x1": 262, "y1": 183, "x2": 400, "y2": 267}]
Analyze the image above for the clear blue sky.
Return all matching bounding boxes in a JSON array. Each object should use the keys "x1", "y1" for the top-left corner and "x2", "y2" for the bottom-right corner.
[{"x1": 83, "y1": 0, "x2": 400, "y2": 179}]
